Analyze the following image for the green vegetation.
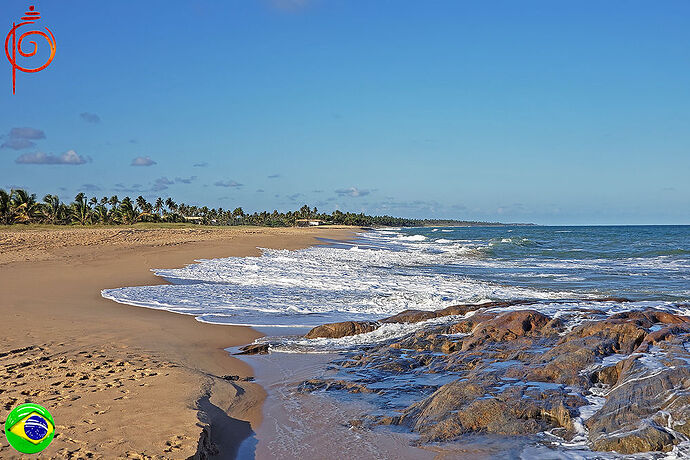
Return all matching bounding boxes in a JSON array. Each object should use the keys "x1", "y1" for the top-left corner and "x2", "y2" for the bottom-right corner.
[{"x1": 0, "y1": 189, "x2": 503, "y2": 228}]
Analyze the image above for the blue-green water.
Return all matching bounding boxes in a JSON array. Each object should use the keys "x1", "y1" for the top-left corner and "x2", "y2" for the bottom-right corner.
[
  {"x1": 104, "y1": 225, "x2": 690, "y2": 331},
  {"x1": 391, "y1": 225, "x2": 690, "y2": 303}
]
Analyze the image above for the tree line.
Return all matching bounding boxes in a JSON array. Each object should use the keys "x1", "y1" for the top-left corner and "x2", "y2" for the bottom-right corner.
[{"x1": 0, "y1": 188, "x2": 494, "y2": 227}]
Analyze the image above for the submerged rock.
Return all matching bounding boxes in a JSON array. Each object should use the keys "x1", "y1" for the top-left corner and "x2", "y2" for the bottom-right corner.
[
  {"x1": 236, "y1": 343, "x2": 270, "y2": 355},
  {"x1": 298, "y1": 378, "x2": 379, "y2": 394}
]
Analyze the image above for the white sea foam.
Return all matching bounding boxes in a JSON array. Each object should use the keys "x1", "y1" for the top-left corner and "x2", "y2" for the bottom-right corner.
[
  {"x1": 102, "y1": 232, "x2": 579, "y2": 330},
  {"x1": 102, "y1": 228, "x2": 689, "y2": 335}
]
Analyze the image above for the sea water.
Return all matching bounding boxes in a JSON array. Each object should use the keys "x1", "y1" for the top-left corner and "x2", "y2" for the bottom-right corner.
[{"x1": 102, "y1": 226, "x2": 690, "y2": 458}]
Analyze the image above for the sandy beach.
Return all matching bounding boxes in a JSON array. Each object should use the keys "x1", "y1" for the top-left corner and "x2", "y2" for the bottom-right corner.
[{"x1": 0, "y1": 225, "x2": 355, "y2": 459}]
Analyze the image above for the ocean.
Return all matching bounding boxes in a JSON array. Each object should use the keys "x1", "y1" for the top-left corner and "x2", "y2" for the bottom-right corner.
[
  {"x1": 102, "y1": 226, "x2": 690, "y2": 458},
  {"x1": 102, "y1": 225, "x2": 690, "y2": 338}
]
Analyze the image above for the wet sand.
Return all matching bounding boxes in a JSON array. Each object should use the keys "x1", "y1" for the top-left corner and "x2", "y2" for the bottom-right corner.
[{"x1": 0, "y1": 225, "x2": 355, "y2": 459}]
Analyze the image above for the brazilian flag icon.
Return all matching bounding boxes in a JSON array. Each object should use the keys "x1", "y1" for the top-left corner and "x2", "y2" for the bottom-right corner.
[{"x1": 4, "y1": 403, "x2": 55, "y2": 454}]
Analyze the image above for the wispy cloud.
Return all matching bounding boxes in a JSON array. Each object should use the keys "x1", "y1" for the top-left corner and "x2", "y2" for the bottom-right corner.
[
  {"x1": 288, "y1": 193, "x2": 303, "y2": 201},
  {"x1": 256, "y1": 189, "x2": 265, "y2": 193},
  {"x1": 268, "y1": 173, "x2": 281, "y2": 179},
  {"x1": 81, "y1": 183, "x2": 102, "y2": 192},
  {"x1": 2, "y1": 138, "x2": 34, "y2": 150},
  {"x1": 8, "y1": 127, "x2": 45, "y2": 139},
  {"x1": 214, "y1": 180, "x2": 243, "y2": 188},
  {"x1": 1, "y1": 127, "x2": 46, "y2": 150},
  {"x1": 150, "y1": 176, "x2": 197, "y2": 192},
  {"x1": 175, "y1": 176, "x2": 197, "y2": 184},
  {"x1": 80, "y1": 112, "x2": 101, "y2": 124},
  {"x1": 114, "y1": 183, "x2": 144, "y2": 194},
  {"x1": 193, "y1": 162, "x2": 208, "y2": 167},
  {"x1": 152, "y1": 177, "x2": 174, "y2": 192},
  {"x1": 16, "y1": 150, "x2": 89, "y2": 165},
  {"x1": 131, "y1": 156, "x2": 156, "y2": 166},
  {"x1": 335, "y1": 186, "x2": 370, "y2": 198}
]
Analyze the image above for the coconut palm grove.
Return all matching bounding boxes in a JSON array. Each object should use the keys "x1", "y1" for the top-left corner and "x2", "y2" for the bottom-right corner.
[{"x1": 0, "y1": 189, "x2": 495, "y2": 228}]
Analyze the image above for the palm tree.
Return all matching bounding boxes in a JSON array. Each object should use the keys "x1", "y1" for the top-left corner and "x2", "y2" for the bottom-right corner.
[
  {"x1": 11, "y1": 189, "x2": 40, "y2": 223},
  {"x1": 119, "y1": 197, "x2": 151, "y2": 224},
  {"x1": 42, "y1": 194, "x2": 61, "y2": 224},
  {"x1": 154, "y1": 197, "x2": 164, "y2": 218},
  {"x1": 94, "y1": 204, "x2": 109, "y2": 224},
  {"x1": 108, "y1": 195, "x2": 119, "y2": 209},
  {"x1": 165, "y1": 197, "x2": 177, "y2": 213},
  {"x1": 0, "y1": 189, "x2": 12, "y2": 224},
  {"x1": 118, "y1": 197, "x2": 136, "y2": 224},
  {"x1": 70, "y1": 193, "x2": 92, "y2": 225},
  {"x1": 135, "y1": 196, "x2": 148, "y2": 212}
]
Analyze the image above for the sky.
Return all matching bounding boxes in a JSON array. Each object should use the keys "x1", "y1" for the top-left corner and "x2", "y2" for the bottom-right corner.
[{"x1": 1, "y1": 0, "x2": 689, "y2": 225}]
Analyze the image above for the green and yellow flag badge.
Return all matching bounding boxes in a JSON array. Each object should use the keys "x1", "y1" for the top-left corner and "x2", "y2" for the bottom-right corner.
[{"x1": 4, "y1": 403, "x2": 55, "y2": 454}]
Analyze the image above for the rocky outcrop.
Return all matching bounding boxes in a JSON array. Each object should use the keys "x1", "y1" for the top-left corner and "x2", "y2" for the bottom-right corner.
[
  {"x1": 305, "y1": 320, "x2": 380, "y2": 339},
  {"x1": 304, "y1": 300, "x2": 538, "y2": 340},
  {"x1": 299, "y1": 306, "x2": 690, "y2": 455}
]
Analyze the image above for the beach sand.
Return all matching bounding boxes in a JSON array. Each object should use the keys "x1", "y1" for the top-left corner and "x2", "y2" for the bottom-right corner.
[{"x1": 0, "y1": 225, "x2": 355, "y2": 459}]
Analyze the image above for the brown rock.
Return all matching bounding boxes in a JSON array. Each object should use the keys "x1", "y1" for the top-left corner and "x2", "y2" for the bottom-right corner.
[
  {"x1": 305, "y1": 321, "x2": 380, "y2": 339},
  {"x1": 298, "y1": 378, "x2": 378, "y2": 394},
  {"x1": 381, "y1": 300, "x2": 535, "y2": 324},
  {"x1": 636, "y1": 323, "x2": 690, "y2": 352},
  {"x1": 447, "y1": 312, "x2": 495, "y2": 334},
  {"x1": 236, "y1": 343, "x2": 269, "y2": 355},
  {"x1": 586, "y1": 348, "x2": 690, "y2": 453},
  {"x1": 591, "y1": 423, "x2": 676, "y2": 454},
  {"x1": 461, "y1": 310, "x2": 560, "y2": 351},
  {"x1": 382, "y1": 309, "x2": 437, "y2": 323},
  {"x1": 398, "y1": 378, "x2": 583, "y2": 443},
  {"x1": 564, "y1": 318, "x2": 648, "y2": 354},
  {"x1": 440, "y1": 341, "x2": 458, "y2": 354}
]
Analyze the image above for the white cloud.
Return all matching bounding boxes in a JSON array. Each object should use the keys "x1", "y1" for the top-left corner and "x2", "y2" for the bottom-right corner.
[
  {"x1": 335, "y1": 187, "x2": 370, "y2": 198},
  {"x1": 131, "y1": 156, "x2": 156, "y2": 166},
  {"x1": 16, "y1": 150, "x2": 89, "y2": 165},
  {"x1": 214, "y1": 180, "x2": 243, "y2": 188}
]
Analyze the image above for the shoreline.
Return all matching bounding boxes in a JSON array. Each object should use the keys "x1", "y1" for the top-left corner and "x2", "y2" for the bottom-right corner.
[{"x1": 0, "y1": 225, "x2": 356, "y2": 458}]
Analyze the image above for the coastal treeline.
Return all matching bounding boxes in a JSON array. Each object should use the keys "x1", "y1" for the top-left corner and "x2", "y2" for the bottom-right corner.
[{"x1": 0, "y1": 188, "x2": 490, "y2": 227}]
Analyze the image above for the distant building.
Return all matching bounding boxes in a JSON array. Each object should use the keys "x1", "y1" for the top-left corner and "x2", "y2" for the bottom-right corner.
[
  {"x1": 184, "y1": 216, "x2": 203, "y2": 224},
  {"x1": 295, "y1": 219, "x2": 323, "y2": 227}
]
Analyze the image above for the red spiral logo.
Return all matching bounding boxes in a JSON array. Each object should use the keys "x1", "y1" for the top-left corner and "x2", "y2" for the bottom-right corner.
[{"x1": 4, "y1": 6, "x2": 56, "y2": 94}]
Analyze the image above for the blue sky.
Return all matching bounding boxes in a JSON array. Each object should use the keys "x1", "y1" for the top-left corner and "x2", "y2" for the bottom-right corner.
[{"x1": 1, "y1": 0, "x2": 689, "y2": 225}]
